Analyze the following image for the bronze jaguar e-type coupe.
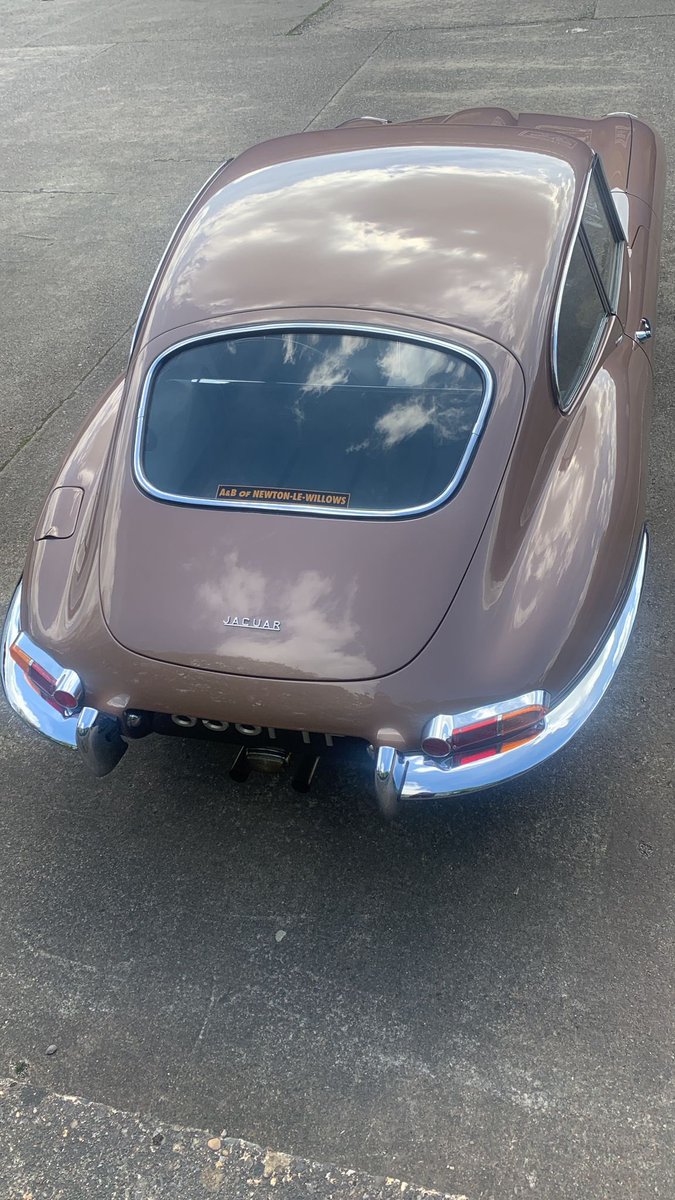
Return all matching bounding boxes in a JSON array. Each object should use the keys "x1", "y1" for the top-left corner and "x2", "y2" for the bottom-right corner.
[{"x1": 1, "y1": 107, "x2": 664, "y2": 809}]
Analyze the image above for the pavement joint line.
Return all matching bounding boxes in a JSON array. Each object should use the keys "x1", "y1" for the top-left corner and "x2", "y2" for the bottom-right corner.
[
  {"x1": 291, "y1": 15, "x2": 669, "y2": 36},
  {"x1": 286, "y1": 0, "x2": 336, "y2": 36},
  {"x1": 151, "y1": 157, "x2": 226, "y2": 163},
  {"x1": 304, "y1": 29, "x2": 394, "y2": 129},
  {"x1": 8, "y1": 14, "x2": 664, "y2": 56},
  {"x1": 12, "y1": 40, "x2": 117, "y2": 57},
  {"x1": 0, "y1": 324, "x2": 133, "y2": 478},
  {"x1": 22, "y1": 0, "x2": 129, "y2": 47},
  {"x1": 0, "y1": 188, "x2": 118, "y2": 195}
]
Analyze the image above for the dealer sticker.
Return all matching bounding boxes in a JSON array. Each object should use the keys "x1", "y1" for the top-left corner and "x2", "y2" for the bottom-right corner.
[{"x1": 216, "y1": 485, "x2": 351, "y2": 508}]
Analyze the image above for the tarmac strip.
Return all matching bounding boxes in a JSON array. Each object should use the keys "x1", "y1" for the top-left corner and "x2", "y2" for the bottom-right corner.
[{"x1": 0, "y1": 1078, "x2": 466, "y2": 1200}]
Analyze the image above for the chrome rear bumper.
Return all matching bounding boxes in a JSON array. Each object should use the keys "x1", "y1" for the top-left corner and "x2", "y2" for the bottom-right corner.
[
  {"x1": 2, "y1": 528, "x2": 648, "y2": 796},
  {"x1": 375, "y1": 528, "x2": 648, "y2": 808},
  {"x1": 1, "y1": 584, "x2": 127, "y2": 776}
]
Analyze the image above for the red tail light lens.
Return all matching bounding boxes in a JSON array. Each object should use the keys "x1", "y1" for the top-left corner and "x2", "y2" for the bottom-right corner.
[
  {"x1": 28, "y1": 660, "x2": 57, "y2": 693},
  {"x1": 452, "y1": 716, "x2": 500, "y2": 751},
  {"x1": 422, "y1": 697, "x2": 548, "y2": 762},
  {"x1": 454, "y1": 745, "x2": 499, "y2": 767},
  {"x1": 10, "y1": 636, "x2": 83, "y2": 715},
  {"x1": 453, "y1": 704, "x2": 546, "y2": 752}
]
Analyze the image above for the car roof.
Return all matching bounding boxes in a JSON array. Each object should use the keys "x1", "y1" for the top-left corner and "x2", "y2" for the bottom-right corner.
[{"x1": 134, "y1": 123, "x2": 593, "y2": 375}]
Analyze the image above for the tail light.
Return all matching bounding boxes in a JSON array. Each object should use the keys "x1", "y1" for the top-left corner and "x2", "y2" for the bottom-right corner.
[
  {"x1": 422, "y1": 694, "x2": 548, "y2": 762},
  {"x1": 9, "y1": 633, "x2": 83, "y2": 715}
]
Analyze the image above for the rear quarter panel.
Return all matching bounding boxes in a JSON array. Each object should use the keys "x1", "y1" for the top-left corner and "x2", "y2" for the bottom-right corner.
[{"x1": 400, "y1": 332, "x2": 651, "y2": 712}]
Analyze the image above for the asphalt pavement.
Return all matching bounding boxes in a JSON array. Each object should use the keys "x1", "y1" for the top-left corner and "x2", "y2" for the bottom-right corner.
[{"x1": 1, "y1": 1, "x2": 674, "y2": 1198}]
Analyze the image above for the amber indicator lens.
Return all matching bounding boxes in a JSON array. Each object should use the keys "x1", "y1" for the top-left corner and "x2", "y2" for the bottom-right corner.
[
  {"x1": 501, "y1": 704, "x2": 547, "y2": 739},
  {"x1": 9, "y1": 642, "x2": 32, "y2": 674}
]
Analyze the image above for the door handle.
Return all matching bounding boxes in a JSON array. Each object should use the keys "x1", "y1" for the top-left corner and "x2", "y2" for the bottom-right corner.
[{"x1": 635, "y1": 317, "x2": 652, "y2": 343}]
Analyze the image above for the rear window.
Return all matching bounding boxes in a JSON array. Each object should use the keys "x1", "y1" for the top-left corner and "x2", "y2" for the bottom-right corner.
[{"x1": 136, "y1": 328, "x2": 491, "y2": 516}]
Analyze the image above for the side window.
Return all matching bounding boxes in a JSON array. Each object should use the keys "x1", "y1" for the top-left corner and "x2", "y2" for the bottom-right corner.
[
  {"x1": 554, "y1": 161, "x2": 625, "y2": 410},
  {"x1": 555, "y1": 239, "x2": 607, "y2": 408},
  {"x1": 581, "y1": 171, "x2": 622, "y2": 309}
]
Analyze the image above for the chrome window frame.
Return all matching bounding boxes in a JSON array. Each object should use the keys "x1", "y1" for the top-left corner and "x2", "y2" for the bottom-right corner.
[
  {"x1": 132, "y1": 321, "x2": 494, "y2": 520},
  {"x1": 551, "y1": 154, "x2": 626, "y2": 414}
]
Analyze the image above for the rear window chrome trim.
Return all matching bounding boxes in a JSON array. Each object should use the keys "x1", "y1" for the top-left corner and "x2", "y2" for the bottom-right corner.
[{"x1": 132, "y1": 321, "x2": 495, "y2": 520}]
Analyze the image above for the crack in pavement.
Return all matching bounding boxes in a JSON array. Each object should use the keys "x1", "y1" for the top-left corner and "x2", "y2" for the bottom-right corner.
[
  {"x1": 0, "y1": 324, "x2": 132, "y2": 477},
  {"x1": 0, "y1": 1078, "x2": 464, "y2": 1199}
]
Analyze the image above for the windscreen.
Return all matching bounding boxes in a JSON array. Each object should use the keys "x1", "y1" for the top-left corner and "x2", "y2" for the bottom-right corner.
[{"x1": 138, "y1": 329, "x2": 490, "y2": 515}]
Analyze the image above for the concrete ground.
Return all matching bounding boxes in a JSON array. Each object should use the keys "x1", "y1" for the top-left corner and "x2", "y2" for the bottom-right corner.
[{"x1": 1, "y1": 1, "x2": 674, "y2": 1197}]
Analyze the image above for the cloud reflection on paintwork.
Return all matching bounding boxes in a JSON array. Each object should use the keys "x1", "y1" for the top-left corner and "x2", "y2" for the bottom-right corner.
[
  {"x1": 497, "y1": 371, "x2": 618, "y2": 647},
  {"x1": 157, "y1": 147, "x2": 576, "y2": 371},
  {"x1": 195, "y1": 555, "x2": 375, "y2": 679}
]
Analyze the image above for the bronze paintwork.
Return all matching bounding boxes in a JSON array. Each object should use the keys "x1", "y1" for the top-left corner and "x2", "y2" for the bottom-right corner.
[{"x1": 18, "y1": 108, "x2": 664, "y2": 751}]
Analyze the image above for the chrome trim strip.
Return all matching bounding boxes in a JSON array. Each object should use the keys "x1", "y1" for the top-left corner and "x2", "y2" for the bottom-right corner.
[
  {"x1": 589, "y1": 154, "x2": 625, "y2": 302},
  {"x1": 1, "y1": 583, "x2": 127, "y2": 775},
  {"x1": 610, "y1": 189, "x2": 630, "y2": 242},
  {"x1": 551, "y1": 155, "x2": 626, "y2": 414},
  {"x1": 550, "y1": 159, "x2": 595, "y2": 410},
  {"x1": 132, "y1": 322, "x2": 494, "y2": 520},
  {"x1": 375, "y1": 529, "x2": 648, "y2": 805},
  {"x1": 128, "y1": 158, "x2": 233, "y2": 363}
]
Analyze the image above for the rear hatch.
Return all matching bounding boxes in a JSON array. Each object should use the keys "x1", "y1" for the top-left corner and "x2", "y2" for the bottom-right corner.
[{"x1": 100, "y1": 325, "x2": 524, "y2": 682}]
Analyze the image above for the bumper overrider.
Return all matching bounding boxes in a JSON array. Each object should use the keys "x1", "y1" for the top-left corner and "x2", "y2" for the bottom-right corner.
[{"x1": 1, "y1": 529, "x2": 648, "y2": 800}]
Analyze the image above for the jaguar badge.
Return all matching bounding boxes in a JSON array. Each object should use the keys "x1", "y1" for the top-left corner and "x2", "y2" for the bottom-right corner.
[{"x1": 223, "y1": 616, "x2": 282, "y2": 631}]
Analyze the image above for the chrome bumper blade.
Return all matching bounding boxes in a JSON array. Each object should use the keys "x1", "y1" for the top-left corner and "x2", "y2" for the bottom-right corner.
[
  {"x1": 1, "y1": 582, "x2": 126, "y2": 776},
  {"x1": 375, "y1": 528, "x2": 649, "y2": 806}
]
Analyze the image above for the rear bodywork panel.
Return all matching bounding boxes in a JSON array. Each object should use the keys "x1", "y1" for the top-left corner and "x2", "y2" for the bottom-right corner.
[
  {"x1": 100, "y1": 325, "x2": 523, "y2": 682},
  {"x1": 15, "y1": 108, "x2": 664, "y2": 756}
]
